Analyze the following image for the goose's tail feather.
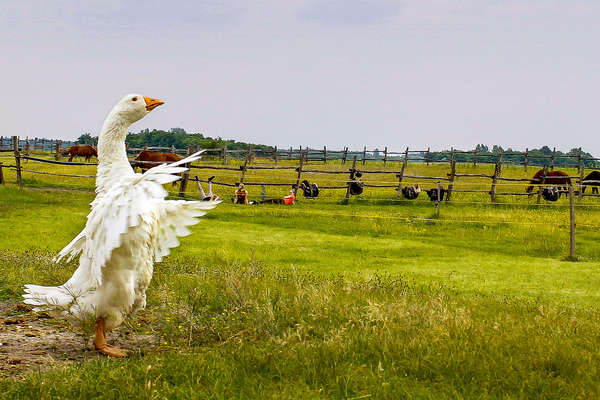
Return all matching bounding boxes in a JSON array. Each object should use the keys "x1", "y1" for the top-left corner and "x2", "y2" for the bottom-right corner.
[{"x1": 23, "y1": 284, "x2": 75, "y2": 312}]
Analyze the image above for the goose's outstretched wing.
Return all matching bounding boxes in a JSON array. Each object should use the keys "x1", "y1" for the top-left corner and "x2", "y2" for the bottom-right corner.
[
  {"x1": 154, "y1": 199, "x2": 221, "y2": 262},
  {"x1": 53, "y1": 151, "x2": 215, "y2": 286}
]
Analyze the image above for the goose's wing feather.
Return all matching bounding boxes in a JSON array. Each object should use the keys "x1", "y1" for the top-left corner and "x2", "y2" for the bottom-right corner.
[
  {"x1": 53, "y1": 230, "x2": 86, "y2": 263},
  {"x1": 154, "y1": 199, "x2": 221, "y2": 262},
  {"x1": 56, "y1": 151, "x2": 210, "y2": 286}
]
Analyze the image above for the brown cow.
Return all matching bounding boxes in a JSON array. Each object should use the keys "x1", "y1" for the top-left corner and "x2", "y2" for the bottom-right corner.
[
  {"x1": 63, "y1": 145, "x2": 98, "y2": 162},
  {"x1": 132, "y1": 150, "x2": 182, "y2": 173},
  {"x1": 525, "y1": 169, "x2": 571, "y2": 195}
]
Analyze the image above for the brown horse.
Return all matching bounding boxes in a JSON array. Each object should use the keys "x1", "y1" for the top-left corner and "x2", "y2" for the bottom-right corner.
[
  {"x1": 132, "y1": 150, "x2": 182, "y2": 173},
  {"x1": 525, "y1": 169, "x2": 571, "y2": 195},
  {"x1": 63, "y1": 145, "x2": 98, "y2": 162}
]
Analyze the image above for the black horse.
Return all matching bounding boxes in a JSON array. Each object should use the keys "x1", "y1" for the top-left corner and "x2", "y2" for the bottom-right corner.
[{"x1": 581, "y1": 171, "x2": 600, "y2": 194}]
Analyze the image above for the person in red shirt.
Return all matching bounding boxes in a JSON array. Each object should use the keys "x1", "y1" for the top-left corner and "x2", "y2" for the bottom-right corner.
[{"x1": 283, "y1": 190, "x2": 295, "y2": 205}]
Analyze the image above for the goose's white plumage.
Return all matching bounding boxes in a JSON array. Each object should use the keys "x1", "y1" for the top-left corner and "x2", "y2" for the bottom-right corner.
[{"x1": 23, "y1": 94, "x2": 219, "y2": 354}]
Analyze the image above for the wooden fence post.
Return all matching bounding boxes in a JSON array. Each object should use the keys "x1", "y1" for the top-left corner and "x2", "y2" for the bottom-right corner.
[
  {"x1": 273, "y1": 146, "x2": 278, "y2": 164},
  {"x1": 13, "y1": 136, "x2": 22, "y2": 187},
  {"x1": 473, "y1": 149, "x2": 478, "y2": 167},
  {"x1": 362, "y1": 146, "x2": 367, "y2": 166},
  {"x1": 396, "y1": 147, "x2": 409, "y2": 196},
  {"x1": 577, "y1": 147, "x2": 582, "y2": 173},
  {"x1": 0, "y1": 162, "x2": 4, "y2": 185},
  {"x1": 342, "y1": 147, "x2": 348, "y2": 164},
  {"x1": 260, "y1": 185, "x2": 267, "y2": 201},
  {"x1": 293, "y1": 152, "x2": 305, "y2": 196},
  {"x1": 436, "y1": 181, "x2": 442, "y2": 217},
  {"x1": 178, "y1": 163, "x2": 190, "y2": 197},
  {"x1": 54, "y1": 140, "x2": 62, "y2": 160},
  {"x1": 450, "y1": 147, "x2": 455, "y2": 165},
  {"x1": 551, "y1": 147, "x2": 556, "y2": 170},
  {"x1": 223, "y1": 146, "x2": 228, "y2": 165},
  {"x1": 524, "y1": 148, "x2": 529, "y2": 172},
  {"x1": 426, "y1": 147, "x2": 430, "y2": 166},
  {"x1": 239, "y1": 150, "x2": 250, "y2": 184},
  {"x1": 25, "y1": 137, "x2": 30, "y2": 156},
  {"x1": 490, "y1": 161, "x2": 502, "y2": 202},
  {"x1": 569, "y1": 184, "x2": 576, "y2": 259},
  {"x1": 383, "y1": 146, "x2": 388, "y2": 167},
  {"x1": 579, "y1": 158, "x2": 585, "y2": 201},
  {"x1": 446, "y1": 160, "x2": 456, "y2": 202},
  {"x1": 536, "y1": 165, "x2": 548, "y2": 205},
  {"x1": 323, "y1": 146, "x2": 327, "y2": 164},
  {"x1": 344, "y1": 156, "x2": 358, "y2": 203}
]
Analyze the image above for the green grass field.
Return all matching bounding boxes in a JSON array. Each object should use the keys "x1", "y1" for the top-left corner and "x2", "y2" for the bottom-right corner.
[{"x1": 1, "y1": 155, "x2": 600, "y2": 398}]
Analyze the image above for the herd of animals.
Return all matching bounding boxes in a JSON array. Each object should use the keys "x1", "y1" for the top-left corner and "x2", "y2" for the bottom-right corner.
[{"x1": 61, "y1": 144, "x2": 600, "y2": 201}]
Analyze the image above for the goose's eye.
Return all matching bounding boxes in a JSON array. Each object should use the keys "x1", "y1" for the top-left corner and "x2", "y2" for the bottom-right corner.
[{"x1": 132, "y1": 97, "x2": 138, "y2": 102}]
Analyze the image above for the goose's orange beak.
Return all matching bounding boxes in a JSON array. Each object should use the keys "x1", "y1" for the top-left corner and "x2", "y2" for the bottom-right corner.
[{"x1": 144, "y1": 96, "x2": 164, "y2": 111}]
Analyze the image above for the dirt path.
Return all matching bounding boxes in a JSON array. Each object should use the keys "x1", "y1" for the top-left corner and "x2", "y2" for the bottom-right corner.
[{"x1": 0, "y1": 302, "x2": 157, "y2": 379}]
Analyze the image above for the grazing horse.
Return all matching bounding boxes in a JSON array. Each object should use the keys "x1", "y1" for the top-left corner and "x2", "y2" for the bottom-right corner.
[
  {"x1": 525, "y1": 169, "x2": 571, "y2": 195},
  {"x1": 132, "y1": 150, "x2": 183, "y2": 186},
  {"x1": 581, "y1": 171, "x2": 600, "y2": 194},
  {"x1": 132, "y1": 150, "x2": 182, "y2": 173},
  {"x1": 63, "y1": 145, "x2": 98, "y2": 162}
]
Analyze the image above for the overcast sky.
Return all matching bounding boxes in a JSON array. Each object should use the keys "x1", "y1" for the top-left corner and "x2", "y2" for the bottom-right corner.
[{"x1": 1, "y1": 1, "x2": 598, "y2": 154}]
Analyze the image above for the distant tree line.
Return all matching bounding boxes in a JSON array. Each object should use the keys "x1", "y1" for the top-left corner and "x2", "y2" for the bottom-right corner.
[
  {"x1": 425, "y1": 144, "x2": 595, "y2": 167},
  {"x1": 76, "y1": 128, "x2": 274, "y2": 152}
]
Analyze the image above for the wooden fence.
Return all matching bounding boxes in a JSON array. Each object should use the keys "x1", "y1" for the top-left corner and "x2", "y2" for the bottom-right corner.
[
  {"x1": 3, "y1": 136, "x2": 600, "y2": 202},
  {"x1": 3, "y1": 136, "x2": 599, "y2": 258}
]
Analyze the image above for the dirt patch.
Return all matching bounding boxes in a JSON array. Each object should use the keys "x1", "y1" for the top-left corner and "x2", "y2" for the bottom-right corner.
[{"x1": 0, "y1": 302, "x2": 158, "y2": 379}]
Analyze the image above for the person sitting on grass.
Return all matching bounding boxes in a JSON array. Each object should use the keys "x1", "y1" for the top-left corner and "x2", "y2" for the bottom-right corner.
[
  {"x1": 197, "y1": 176, "x2": 221, "y2": 202},
  {"x1": 252, "y1": 189, "x2": 295, "y2": 205},
  {"x1": 233, "y1": 183, "x2": 249, "y2": 204}
]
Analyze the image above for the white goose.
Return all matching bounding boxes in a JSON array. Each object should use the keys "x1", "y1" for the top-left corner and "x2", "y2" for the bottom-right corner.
[{"x1": 23, "y1": 94, "x2": 220, "y2": 357}]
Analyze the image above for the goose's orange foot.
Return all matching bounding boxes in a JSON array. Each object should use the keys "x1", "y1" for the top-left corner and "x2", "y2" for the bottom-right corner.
[
  {"x1": 94, "y1": 343, "x2": 128, "y2": 358},
  {"x1": 93, "y1": 317, "x2": 128, "y2": 358}
]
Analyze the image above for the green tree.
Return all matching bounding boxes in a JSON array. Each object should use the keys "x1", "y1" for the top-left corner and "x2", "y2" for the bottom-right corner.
[{"x1": 76, "y1": 133, "x2": 96, "y2": 145}]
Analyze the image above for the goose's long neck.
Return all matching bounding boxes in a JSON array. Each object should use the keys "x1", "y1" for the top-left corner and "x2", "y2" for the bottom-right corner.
[{"x1": 96, "y1": 110, "x2": 133, "y2": 194}]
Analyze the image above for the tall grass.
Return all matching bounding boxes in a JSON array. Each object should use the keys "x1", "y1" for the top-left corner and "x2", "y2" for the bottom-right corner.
[{"x1": 2, "y1": 251, "x2": 600, "y2": 398}]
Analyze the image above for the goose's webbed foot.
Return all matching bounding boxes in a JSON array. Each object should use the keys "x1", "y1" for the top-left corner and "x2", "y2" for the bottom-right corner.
[{"x1": 93, "y1": 317, "x2": 128, "y2": 358}]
